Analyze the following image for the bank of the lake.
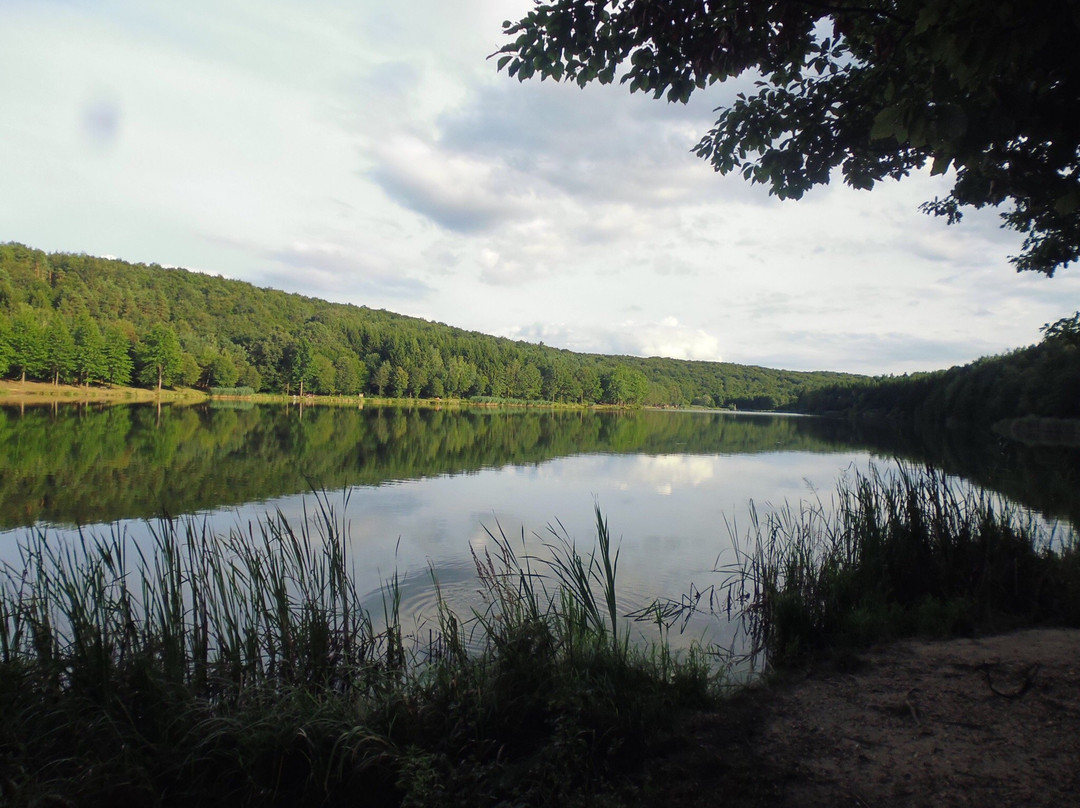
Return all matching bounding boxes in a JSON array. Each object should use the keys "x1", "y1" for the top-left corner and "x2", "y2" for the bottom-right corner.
[
  {"x1": 643, "y1": 627, "x2": 1080, "y2": 808},
  {"x1": 0, "y1": 380, "x2": 635, "y2": 412},
  {"x1": 0, "y1": 379, "x2": 208, "y2": 405},
  {"x1": 1, "y1": 463, "x2": 1077, "y2": 807},
  {"x1": 227, "y1": 392, "x2": 626, "y2": 410}
]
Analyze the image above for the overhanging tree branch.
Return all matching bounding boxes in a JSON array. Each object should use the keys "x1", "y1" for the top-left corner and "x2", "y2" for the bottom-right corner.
[{"x1": 497, "y1": 0, "x2": 1080, "y2": 276}]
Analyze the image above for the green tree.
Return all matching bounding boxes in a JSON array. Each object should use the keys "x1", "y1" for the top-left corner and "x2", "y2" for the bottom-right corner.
[
  {"x1": 43, "y1": 316, "x2": 76, "y2": 385},
  {"x1": 0, "y1": 267, "x2": 15, "y2": 309},
  {"x1": 103, "y1": 325, "x2": 134, "y2": 386},
  {"x1": 518, "y1": 362, "x2": 543, "y2": 400},
  {"x1": 577, "y1": 365, "x2": 602, "y2": 404},
  {"x1": 9, "y1": 306, "x2": 45, "y2": 382},
  {"x1": 310, "y1": 353, "x2": 336, "y2": 394},
  {"x1": 0, "y1": 316, "x2": 12, "y2": 376},
  {"x1": 175, "y1": 352, "x2": 201, "y2": 387},
  {"x1": 602, "y1": 365, "x2": 649, "y2": 405},
  {"x1": 541, "y1": 355, "x2": 570, "y2": 402},
  {"x1": 247, "y1": 334, "x2": 287, "y2": 392},
  {"x1": 202, "y1": 350, "x2": 239, "y2": 388},
  {"x1": 390, "y1": 365, "x2": 410, "y2": 398},
  {"x1": 72, "y1": 314, "x2": 107, "y2": 385},
  {"x1": 445, "y1": 355, "x2": 477, "y2": 397},
  {"x1": 406, "y1": 360, "x2": 428, "y2": 398},
  {"x1": 499, "y1": 1, "x2": 1080, "y2": 275},
  {"x1": 372, "y1": 361, "x2": 392, "y2": 396},
  {"x1": 287, "y1": 339, "x2": 314, "y2": 396},
  {"x1": 138, "y1": 323, "x2": 183, "y2": 390},
  {"x1": 333, "y1": 353, "x2": 366, "y2": 395},
  {"x1": 237, "y1": 362, "x2": 262, "y2": 392},
  {"x1": 1041, "y1": 311, "x2": 1080, "y2": 346}
]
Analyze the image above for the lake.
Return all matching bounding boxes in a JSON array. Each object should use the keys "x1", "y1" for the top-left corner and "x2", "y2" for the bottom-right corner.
[{"x1": 2, "y1": 402, "x2": 1077, "y2": 658}]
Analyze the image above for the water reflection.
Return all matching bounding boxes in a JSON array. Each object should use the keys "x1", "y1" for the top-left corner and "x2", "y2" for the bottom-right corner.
[
  {"x1": 1, "y1": 403, "x2": 1076, "y2": 657},
  {"x1": 0, "y1": 405, "x2": 861, "y2": 528}
]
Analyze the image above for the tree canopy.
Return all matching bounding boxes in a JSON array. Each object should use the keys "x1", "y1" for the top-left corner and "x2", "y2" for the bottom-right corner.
[
  {"x1": 795, "y1": 309, "x2": 1080, "y2": 422},
  {"x1": 0, "y1": 243, "x2": 858, "y2": 407},
  {"x1": 497, "y1": 0, "x2": 1080, "y2": 276}
]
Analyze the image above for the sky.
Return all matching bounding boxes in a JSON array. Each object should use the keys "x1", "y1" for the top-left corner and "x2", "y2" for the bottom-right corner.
[{"x1": 1, "y1": 0, "x2": 1078, "y2": 376}]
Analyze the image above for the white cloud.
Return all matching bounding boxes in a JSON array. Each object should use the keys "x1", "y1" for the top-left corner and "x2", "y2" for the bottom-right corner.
[
  {"x1": 505, "y1": 317, "x2": 724, "y2": 362},
  {"x1": 368, "y1": 135, "x2": 531, "y2": 233},
  {"x1": 611, "y1": 319, "x2": 723, "y2": 361},
  {"x1": 1, "y1": 0, "x2": 1077, "y2": 376}
]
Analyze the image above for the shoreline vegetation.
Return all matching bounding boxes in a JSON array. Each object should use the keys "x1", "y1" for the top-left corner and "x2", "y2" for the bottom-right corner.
[
  {"x1": 2, "y1": 242, "x2": 1077, "y2": 429},
  {"x1": 792, "y1": 310, "x2": 1080, "y2": 426},
  {"x1": 0, "y1": 243, "x2": 857, "y2": 411},
  {"x1": 2, "y1": 468, "x2": 1076, "y2": 806},
  {"x1": 0, "y1": 379, "x2": 649, "y2": 411},
  {"x1": 0, "y1": 379, "x2": 208, "y2": 405}
]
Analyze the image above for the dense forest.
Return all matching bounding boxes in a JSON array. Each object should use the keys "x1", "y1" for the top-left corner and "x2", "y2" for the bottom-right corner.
[
  {"x1": 795, "y1": 311, "x2": 1080, "y2": 423},
  {"x1": 0, "y1": 243, "x2": 857, "y2": 407}
]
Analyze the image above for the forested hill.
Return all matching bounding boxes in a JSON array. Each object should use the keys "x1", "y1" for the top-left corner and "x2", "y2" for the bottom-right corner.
[
  {"x1": 794, "y1": 311, "x2": 1080, "y2": 423},
  {"x1": 0, "y1": 242, "x2": 858, "y2": 407}
]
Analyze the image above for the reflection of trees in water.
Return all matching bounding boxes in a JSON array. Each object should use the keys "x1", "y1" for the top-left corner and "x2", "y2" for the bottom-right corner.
[
  {"x1": 0, "y1": 405, "x2": 1076, "y2": 531},
  {"x1": 839, "y1": 418, "x2": 1080, "y2": 532}
]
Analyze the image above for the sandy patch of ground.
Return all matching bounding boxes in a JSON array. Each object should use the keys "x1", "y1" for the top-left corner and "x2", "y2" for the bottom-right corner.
[{"x1": 645, "y1": 628, "x2": 1080, "y2": 807}]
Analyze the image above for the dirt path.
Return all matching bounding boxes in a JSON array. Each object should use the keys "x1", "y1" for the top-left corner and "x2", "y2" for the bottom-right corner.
[{"x1": 645, "y1": 629, "x2": 1080, "y2": 807}]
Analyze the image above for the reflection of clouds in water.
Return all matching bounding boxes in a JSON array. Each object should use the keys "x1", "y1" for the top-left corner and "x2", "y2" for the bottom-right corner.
[
  {"x1": 630, "y1": 454, "x2": 717, "y2": 494},
  {"x1": 0, "y1": 449, "x2": 902, "y2": 660},
  {"x1": 545, "y1": 452, "x2": 857, "y2": 499}
]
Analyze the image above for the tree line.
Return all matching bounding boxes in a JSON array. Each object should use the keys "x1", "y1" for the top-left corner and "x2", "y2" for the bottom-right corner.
[
  {"x1": 795, "y1": 311, "x2": 1080, "y2": 423},
  {"x1": 0, "y1": 243, "x2": 857, "y2": 407}
]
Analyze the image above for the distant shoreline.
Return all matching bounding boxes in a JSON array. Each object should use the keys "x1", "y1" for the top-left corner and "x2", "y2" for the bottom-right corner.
[
  {"x1": 0, "y1": 382, "x2": 835, "y2": 415},
  {"x1": 0, "y1": 380, "x2": 207, "y2": 405},
  {"x1": 0, "y1": 382, "x2": 631, "y2": 411}
]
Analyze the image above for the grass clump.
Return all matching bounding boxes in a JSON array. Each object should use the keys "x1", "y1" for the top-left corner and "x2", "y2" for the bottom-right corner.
[
  {"x1": 728, "y1": 464, "x2": 1080, "y2": 665},
  {"x1": 0, "y1": 501, "x2": 716, "y2": 807}
]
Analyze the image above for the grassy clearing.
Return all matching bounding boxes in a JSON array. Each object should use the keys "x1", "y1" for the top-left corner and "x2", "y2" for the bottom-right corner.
[
  {"x1": 0, "y1": 380, "x2": 207, "y2": 405},
  {"x1": 726, "y1": 465, "x2": 1080, "y2": 666},
  {"x1": 0, "y1": 502, "x2": 715, "y2": 807}
]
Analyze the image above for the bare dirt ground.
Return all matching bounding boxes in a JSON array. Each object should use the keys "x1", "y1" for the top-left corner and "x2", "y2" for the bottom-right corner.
[{"x1": 644, "y1": 628, "x2": 1080, "y2": 807}]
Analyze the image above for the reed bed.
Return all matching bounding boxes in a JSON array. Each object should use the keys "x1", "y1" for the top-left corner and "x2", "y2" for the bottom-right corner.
[
  {"x1": 725, "y1": 464, "x2": 1080, "y2": 665},
  {"x1": 5, "y1": 466, "x2": 1076, "y2": 805},
  {"x1": 0, "y1": 500, "x2": 714, "y2": 807}
]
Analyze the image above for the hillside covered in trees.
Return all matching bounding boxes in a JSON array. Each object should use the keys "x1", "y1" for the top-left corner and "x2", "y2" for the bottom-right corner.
[
  {"x1": 0, "y1": 243, "x2": 857, "y2": 407},
  {"x1": 795, "y1": 311, "x2": 1080, "y2": 423}
]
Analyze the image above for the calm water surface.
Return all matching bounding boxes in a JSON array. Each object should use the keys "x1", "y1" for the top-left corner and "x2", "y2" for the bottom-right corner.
[{"x1": 2, "y1": 403, "x2": 1076, "y2": 653}]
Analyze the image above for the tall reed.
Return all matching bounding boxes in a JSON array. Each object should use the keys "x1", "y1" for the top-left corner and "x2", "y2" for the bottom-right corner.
[
  {"x1": 724, "y1": 464, "x2": 1080, "y2": 664},
  {"x1": 0, "y1": 498, "x2": 714, "y2": 807}
]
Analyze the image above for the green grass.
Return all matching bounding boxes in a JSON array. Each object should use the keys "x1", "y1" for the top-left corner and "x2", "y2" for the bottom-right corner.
[
  {"x1": 724, "y1": 464, "x2": 1080, "y2": 666},
  {"x1": 208, "y1": 386, "x2": 257, "y2": 397},
  {"x1": 0, "y1": 500, "x2": 716, "y2": 807}
]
